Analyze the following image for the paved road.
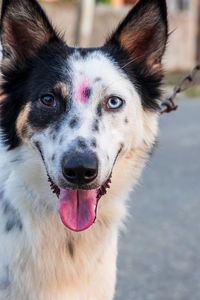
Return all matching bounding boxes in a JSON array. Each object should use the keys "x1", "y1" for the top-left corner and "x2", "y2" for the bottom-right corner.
[{"x1": 115, "y1": 98, "x2": 200, "y2": 300}]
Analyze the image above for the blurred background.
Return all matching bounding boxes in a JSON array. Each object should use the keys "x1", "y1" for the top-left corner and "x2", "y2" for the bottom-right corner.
[{"x1": 2, "y1": 0, "x2": 200, "y2": 299}]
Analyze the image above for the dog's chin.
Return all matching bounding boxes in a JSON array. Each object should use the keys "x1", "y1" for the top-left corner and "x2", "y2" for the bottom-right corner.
[{"x1": 48, "y1": 175, "x2": 112, "y2": 232}]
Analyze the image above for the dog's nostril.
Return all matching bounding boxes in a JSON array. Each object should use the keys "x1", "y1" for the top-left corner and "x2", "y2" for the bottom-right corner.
[
  {"x1": 66, "y1": 169, "x2": 76, "y2": 178},
  {"x1": 84, "y1": 169, "x2": 96, "y2": 179}
]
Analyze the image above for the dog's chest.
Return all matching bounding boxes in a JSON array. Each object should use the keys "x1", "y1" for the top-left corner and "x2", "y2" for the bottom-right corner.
[{"x1": 0, "y1": 207, "x2": 117, "y2": 300}]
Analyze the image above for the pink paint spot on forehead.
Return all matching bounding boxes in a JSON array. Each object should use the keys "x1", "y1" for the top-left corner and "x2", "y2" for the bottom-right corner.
[{"x1": 76, "y1": 78, "x2": 90, "y2": 103}]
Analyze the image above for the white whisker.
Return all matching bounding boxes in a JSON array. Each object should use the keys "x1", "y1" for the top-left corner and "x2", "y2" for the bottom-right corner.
[{"x1": 121, "y1": 54, "x2": 146, "y2": 70}]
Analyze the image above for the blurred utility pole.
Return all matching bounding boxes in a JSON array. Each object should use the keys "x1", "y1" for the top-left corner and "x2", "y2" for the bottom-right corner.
[
  {"x1": 75, "y1": 0, "x2": 95, "y2": 47},
  {"x1": 196, "y1": 0, "x2": 200, "y2": 61}
]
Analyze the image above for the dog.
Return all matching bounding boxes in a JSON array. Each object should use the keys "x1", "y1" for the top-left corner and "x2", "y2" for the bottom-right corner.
[{"x1": 0, "y1": 0, "x2": 168, "y2": 299}]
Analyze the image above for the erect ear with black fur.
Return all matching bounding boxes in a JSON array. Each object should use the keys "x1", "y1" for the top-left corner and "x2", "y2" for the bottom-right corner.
[
  {"x1": 0, "y1": 0, "x2": 58, "y2": 65},
  {"x1": 106, "y1": 0, "x2": 168, "y2": 73}
]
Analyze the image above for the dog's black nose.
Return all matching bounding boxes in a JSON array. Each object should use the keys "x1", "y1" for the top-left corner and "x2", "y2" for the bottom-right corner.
[{"x1": 62, "y1": 153, "x2": 98, "y2": 185}]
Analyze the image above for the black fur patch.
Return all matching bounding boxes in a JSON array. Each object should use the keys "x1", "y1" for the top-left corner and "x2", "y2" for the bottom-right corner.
[
  {"x1": 79, "y1": 48, "x2": 87, "y2": 57},
  {"x1": 5, "y1": 218, "x2": 22, "y2": 232},
  {"x1": 0, "y1": 0, "x2": 74, "y2": 149},
  {"x1": 69, "y1": 117, "x2": 79, "y2": 129},
  {"x1": 94, "y1": 77, "x2": 101, "y2": 83},
  {"x1": 0, "y1": 41, "x2": 74, "y2": 149},
  {"x1": 3, "y1": 201, "x2": 23, "y2": 232},
  {"x1": 84, "y1": 87, "x2": 92, "y2": 99},
  {"x1": 59, "y1": 136, "x2": 64, "y2": 145},
  {"x1": 0, "y1": 190, "x2": 4, "y2": 201},
  {"x1": 0, "y1": 266, "x2": 10, "y2": 291},
  {"x1": 91, "y1": 139, "x2": 97, "y2": 148},
  {"x1": 92, "y1": 119, "x2": 99, "y2": 132},
  {"x1": 68, "y1": 241, "x2": 74, "y2": 258},
  {"x1": 96, "y1": 104, "x2": 102, "y2": 117},
  {"x1": 124, "y1": 61, "x2": 162, "y2": 111},
  {"x1": 77, "y1": 138, "x2": 87, "y2": 150},
  {"x1": 103, "y1": 42, "x2": 162, "y2": 111}
]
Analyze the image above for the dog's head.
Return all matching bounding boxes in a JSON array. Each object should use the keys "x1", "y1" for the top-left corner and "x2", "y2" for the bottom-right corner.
[{"x1": 0, "y1": 0, "x2": 168, "y2": 231}]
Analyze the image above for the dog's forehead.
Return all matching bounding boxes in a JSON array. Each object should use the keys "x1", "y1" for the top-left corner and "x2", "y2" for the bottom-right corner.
[
  {"x1": 70, "y1": 51, "x2": 118, "y2": 77},
  {"x1": 67, "y1": 50, "x2": 129, "y2": 99}
]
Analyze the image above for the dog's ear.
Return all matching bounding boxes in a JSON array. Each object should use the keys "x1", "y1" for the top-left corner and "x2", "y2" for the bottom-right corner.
[
  {"x1": 106, "y1": 0, "x2": 168, "y2": 73},
  {"x1": 1, "y1": 0, "x2": 58, "y2": 65}
]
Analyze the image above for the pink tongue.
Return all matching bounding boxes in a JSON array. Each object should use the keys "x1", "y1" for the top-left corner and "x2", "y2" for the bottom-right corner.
[{"x1": 58, "y1": 189, "x2": 97, "y2": 232}]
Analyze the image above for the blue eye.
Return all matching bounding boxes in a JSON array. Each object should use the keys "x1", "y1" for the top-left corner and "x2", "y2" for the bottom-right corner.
[
  {"x1": 107, "y1": 96, "x2": 123, "y2": 110},
  {"x1": 40, "y1": 94, "x2": 56, "y2": 107}
]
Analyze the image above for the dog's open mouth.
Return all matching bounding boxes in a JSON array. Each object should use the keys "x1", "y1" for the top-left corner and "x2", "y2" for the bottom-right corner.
[{"x1": 48, "y1": 176, "x2": 111, "y2": 232}]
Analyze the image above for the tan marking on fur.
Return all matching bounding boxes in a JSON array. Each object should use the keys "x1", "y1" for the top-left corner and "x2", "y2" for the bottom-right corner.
[
  {"x1": 54, "y1": 82, "x2": 68, "y2": 99},
  {"x1": 125, "y1": 147, "x2": 136, "y2": 160},
  {"x1": 0, "y1": 91, "x2": 6, "y2": 103},
  {"x1": 16, "y1": 103, "x2": 33, "y2": 141}
]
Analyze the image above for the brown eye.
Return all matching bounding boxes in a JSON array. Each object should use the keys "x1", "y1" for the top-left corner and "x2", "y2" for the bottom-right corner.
[{"x1": 40, "y1": 94, "x2": 56, "y2": 107}]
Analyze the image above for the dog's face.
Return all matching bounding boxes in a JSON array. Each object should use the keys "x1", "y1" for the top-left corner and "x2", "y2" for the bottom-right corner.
[{"x1": 0, "y1": 0, "x2": 168, "y2": 231}]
